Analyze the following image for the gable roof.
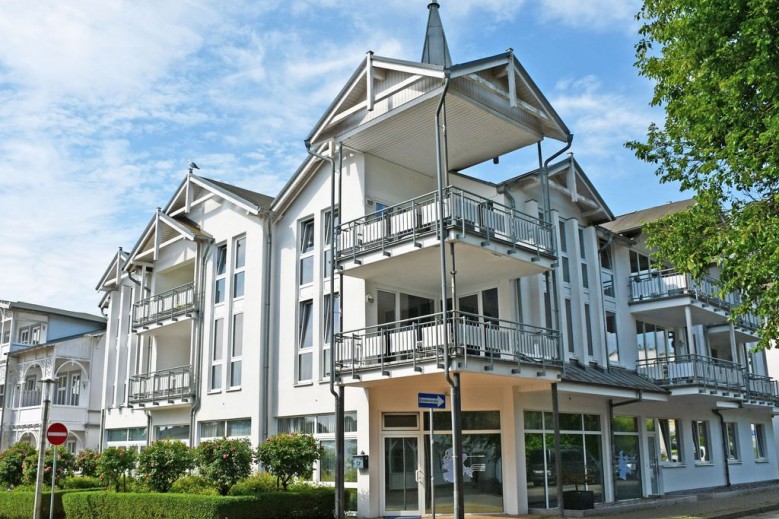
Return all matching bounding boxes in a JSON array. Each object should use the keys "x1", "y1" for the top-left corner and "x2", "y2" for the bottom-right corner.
[
  {"x1": 601, "y1": 199, "x2": 695, "y2": 236},
  {"x1": 95, "y1": 248, "x2": 129, "y2": 291},
  {"x1": 0, "y1": 301, "x2": 106, "y2": 324},
  {"x1": 166, "y1": 173, "x2": 273, "y2": 216}
]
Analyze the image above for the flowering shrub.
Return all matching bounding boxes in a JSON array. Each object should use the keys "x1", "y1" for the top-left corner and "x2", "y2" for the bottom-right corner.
[
  {"x1": 22, "y1": 446, "x2": 75, "y2": 486},
  {"x1": 195, "y1": 438, "x2": 253, "y2": 495},
  {"x1": 255, "y1": 433, "x2": 321, "y2": 490},
  {"x1": 137, "y1": 440, "x2": 193, "y2": 493},
  {"x1": 75, "y1": 448, "x2": 100, "y2": 476},
  {"x1": 0, "y1": 442, "x2": 37, "y2": 487},
  {"x1": 98, "y1": 447, "x2": 137, "y2": 492}
]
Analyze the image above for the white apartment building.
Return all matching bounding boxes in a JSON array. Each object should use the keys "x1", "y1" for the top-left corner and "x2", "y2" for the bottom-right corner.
[
  {"x1": 0, "y1": 301, "x2": 106, "y2": 453},
  {"x1": 91, "y1": 2, "x2": 777, "y2": 517}
]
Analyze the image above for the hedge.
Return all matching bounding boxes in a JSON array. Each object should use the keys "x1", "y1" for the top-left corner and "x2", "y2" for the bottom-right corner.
[
  {"x1": 63, "y1": 488, "x2": 335, "y2": 519},
  {"x1": 0, "y1": 488, "x2": 98, "y2": 519}
]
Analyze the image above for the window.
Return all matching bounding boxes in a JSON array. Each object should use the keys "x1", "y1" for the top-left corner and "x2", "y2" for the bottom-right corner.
[
  {"x1": 19, "y1": 328, "x2": 29, "y2": 344},
  {"x1": 210, "y1": 318, "x2": 224, "y2": 391},
  {"x1": 0, "y1": 384, "x2": 4, "y2": 408},
  {"x1": 155, "y1": 424, "x2": 190, "y2": 441},
  {"x1": 323, "y1": 209, "x2": 339, "y2": 278},
  {"x1": 752, "y1": 423, "x2": 766, "y2": 460},
  {"x1": 605, "y1": 312, "x2": 619, "y2": 363},
  {"x1": 233, "y1": 236, "x2": 246, "y2": 298},
  {"x1": 599, "y1": 239, "x2": 615, "y2": 298},
  {"x1": 215, "y1": 244, "x2": 227, "y2": 304},
  {"x1": 298, "y1": 300, "x2": 314, "y2": 381},
  {"x1": 68, "y1": 372, "x2": 81, "y2": 406},
  {"x1": 657, "y1": 418, "x2": 682, "y2": 463},
  {"x1": 31, "y1": 326, "x2": 41, "y2": 345},
  {"x1": 579, "y1": 228, "x2": 589, "y2": 288},
  {"x1": 299, "y1": 219, "x2": 315, "y2": 286},
  {"x1": 106, "y1": 427, "x2": 147, "y2": 444},
  {"x1": 322, "y1": 293, "x2": 340, "y2": 378},
  {"x1": 584, "y1": 304, "x2": 594, "y2": 356},
  {"x1": 565, "y1": 298, "x2": 575, "y2": 354},
  {"x1": 692, "y1": 420, "x2": 710, "y2": 462},
  {"x1": 230, "y1": 313, "x2": 243, "y2": 387},
  {"x1": 559, "y1": 221, "x2": 570, "y2": 283},
  {"x1": 725, "y1": 422, "x2": 739, "y2": 461},
  {"x1": 636, "y1": 320, "x2": 674, "y2": 361},
  {"x1": 55, "y1": 373, "x2": 68, "y2": 405},
  {"x1": 629, "y1": 250, "x2": 651, "y2": 275},
  {"x1": 200, "y1": 418, "x2": 251, "y2": 440}
]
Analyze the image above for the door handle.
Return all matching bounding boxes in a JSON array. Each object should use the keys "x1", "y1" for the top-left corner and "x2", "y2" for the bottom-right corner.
[{"x1": 415, "y1": 469, "x2": 424, "y2": 483}]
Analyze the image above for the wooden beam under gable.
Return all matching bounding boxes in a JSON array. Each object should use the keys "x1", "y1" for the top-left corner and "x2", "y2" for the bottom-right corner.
[{"x1": 330, "y1": 74, "x2": 425, "y2": 126}]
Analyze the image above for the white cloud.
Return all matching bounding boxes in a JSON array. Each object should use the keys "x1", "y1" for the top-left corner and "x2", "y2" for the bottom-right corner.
[{"x1": 537, "y1": 0, "x2": 639, "y2": 32}]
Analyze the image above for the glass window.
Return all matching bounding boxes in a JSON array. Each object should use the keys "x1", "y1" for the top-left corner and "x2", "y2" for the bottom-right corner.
[
  {"x1": 200, "y1": 421, "x2": 225, "y2": 438},
  {"x1": 524, "y1": 411, "x2": 543, "y2": 430},
  {"x1": 234, "y1": 237, "x2": 246, "y2": 268},
  {"x1": 215, "y1": 244, "x2": 227, "y2": 304},
  {"x1": 233, "y1": 272, "x2": 245, "y2": 298},
  {"x1": 0, "y1": 384, "x2": 4, "y2": 408},
  {"x1": 230, "y1": 313, "x2": 243, "y2": 387},
  {"x1": 227, "y1": 419, "x2": 251, "y2": 437},
  {"x1": 301, "y1": 219, "x2": 315, "y2": 253},
  {"x1": 565, "y1": 299, "x2": 575, "y2": 354},
  {"x1": 658, "y1": 419, "x2": 682, "y2": 463},
  {"x1": 612, "y1": 416, "x2": 637, "y2": 433},
  {"x1": 298, "y1": 300, "x2": 313, "y2": 381},
  {"x1": 752, "y1": 423, "x2": 766, "y2": 460},
  {"x1": 606, "y1": 312, "x2": 619, "y2": 363},
  {"x1": 211, "y1": 318, "x2": 224, "y2": 390},
  {"x1": 155, "y1": 424, "x2": 190, "y2": 441},
  {"x1": 322, "y1": 293, "x2": 340, "y2": 378},
  {"x1": 128, "y1": 427, "x2": 147, "y2": 442},
  {"x1": 106, "y1": 429, "x2": 128, "y2": 442},
  {"x1": 692, "y1": 420, "x2": 710, "y2": 462},
  {"x1": 725, "y1": 422, "x2": 739, "y2": 461},
  {"x1": 299, "y1": 219, "x2": 315, "y2": 286},
  {"x1": 584, "y1": 304, "x2": 594, "y2": 356},
  {"x1": 320, "y1": 438, "x2": 357, "y2": 483},
  {"x1": 384, "y1": 413, "x2": 418, "y2": 430},
  {"x1": 598, "y1": 239, "x2": 612, "y2": 269},
  {"x1": 344, "y1": 412, "x2": 358, "y2": 433}
]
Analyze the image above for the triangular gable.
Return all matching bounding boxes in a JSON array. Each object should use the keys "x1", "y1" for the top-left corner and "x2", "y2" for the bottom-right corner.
[
  {"x1": 95, "y1": 249, "x2": 129, "y2": 291},
  {"x1": 125, "y1": 210, "x2": 206, "y2": 267},
  {"x1": 166, "y1": 173, "x2": 265, "y2": 216}
]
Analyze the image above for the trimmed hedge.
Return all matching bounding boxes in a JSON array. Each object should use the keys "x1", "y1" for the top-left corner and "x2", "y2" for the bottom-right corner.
[
  {"x1": 0, "y1": 488, "x2": 97, "y2": 519},
  {"x1": 63, "y1": 488, "x2": 335, "y2": 519}
]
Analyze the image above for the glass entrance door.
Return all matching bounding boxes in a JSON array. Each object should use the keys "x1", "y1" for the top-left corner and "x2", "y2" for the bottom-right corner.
[{"x1": 384, "y1": 437, "x2": 423, "y2": 515}]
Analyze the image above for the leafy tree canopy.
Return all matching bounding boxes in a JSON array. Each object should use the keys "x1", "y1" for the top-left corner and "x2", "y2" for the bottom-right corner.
[
  {"x1": 628, "y1": 0, "x2": 779, "y2": 348},
  {"x1": 255, "y1": 433, "x2": 321, "y2": 491}
]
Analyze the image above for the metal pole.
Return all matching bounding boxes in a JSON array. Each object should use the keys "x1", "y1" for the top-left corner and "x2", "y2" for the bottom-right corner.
[
  {"x1": 49, "y1": 446, "x2": 56, "y2": 519},
  {"x1": 430, "y1": 408, "x2": 435, "y2": 519},
  {"x1": 33, "y1": 378, "x2": 53, "y2": 519}
]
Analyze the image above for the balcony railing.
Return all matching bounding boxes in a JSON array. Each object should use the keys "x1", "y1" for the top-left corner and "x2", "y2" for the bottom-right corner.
[
  {"x1": 637, "y1": 354, "x2": 779, "y2": 402},
  {"x1": 335, "y1": 310, "x2": 560, "y2": 377},
  {"x1": 132, "y1": 282, "x2": 198, "y2": 327},
  {"x1": 629, "y1": 269, "x2": 761, "y2": 330},
  {"x1": 17, "y1": 389, "x2": 42, "y2": 408},
  {"x1": 128, "y1": 365, "x2": 194, "y2": 404},
  {"x1": 336, "y1": 188, "x2": 555, "y2": 264}
]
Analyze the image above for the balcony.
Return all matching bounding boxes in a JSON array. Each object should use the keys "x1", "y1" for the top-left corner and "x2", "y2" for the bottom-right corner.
[
  {"x1": 132, "y1": 283, "x2": 198, "y2": 328},
  {"x1": 336, "y1": 188, "x2": 555, "y2": 283},
  {"x1": 335, "y1": 311, "x2": 560, "y2": 381},
  {"x1": 128, "y1": 365, "x2": 194, "y2": 406},
  {"x1": 636, "y1": 354, "x2": 779, "y2": 404},
  {"x1": 629, "y1": 269, "x2": 761, "y2": 332}
]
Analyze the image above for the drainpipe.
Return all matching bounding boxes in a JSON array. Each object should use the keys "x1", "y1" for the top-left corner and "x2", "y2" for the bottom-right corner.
[
  {"x1": 189, "y1": 238, "x2": 213, "y2": 447},
  {"x1": 609, "y1": 392, "x2": 642, "y2": 502},
  {"x1": 305, "y1": 139, "x2": 344, "y2": 519},
  {"x1": 713, "y1": 409, "x2": 731, "y2": 487},
  {"x1": 260, "y1": 211, "x2": 273, "y2": 442}
]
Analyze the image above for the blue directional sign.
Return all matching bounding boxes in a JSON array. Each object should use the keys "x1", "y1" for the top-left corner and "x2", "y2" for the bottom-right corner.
[{"x1": 418, "y1": 392, "x2": 446, "y2": 409}]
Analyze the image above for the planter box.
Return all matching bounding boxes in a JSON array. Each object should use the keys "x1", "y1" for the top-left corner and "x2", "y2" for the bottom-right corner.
[{"x1": 563, "y1": 490, "x2": 595, "y2": 510}]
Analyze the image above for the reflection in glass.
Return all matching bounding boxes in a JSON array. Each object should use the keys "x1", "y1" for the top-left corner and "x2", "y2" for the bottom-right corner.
[{"x1": 385, "y1": 437, "x2": 419, "y2": 511}]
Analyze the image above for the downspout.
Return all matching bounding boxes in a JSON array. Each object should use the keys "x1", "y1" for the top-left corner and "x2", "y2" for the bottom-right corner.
[
  {"x1": 609, "y1": 393, "x2": 643, "y2": 502},
  {"x1": 189, "y1": 238, "x2": 213, "y2": 446},
  {"x1": 260, "y1": 211, "x2": 273, "y2": 442},
  {"x1": 713, "y1": 409, "x2": 731, "y2": 487},
  {"x1": 305, "y1": 139, "x2": 344, "y2": 519}
]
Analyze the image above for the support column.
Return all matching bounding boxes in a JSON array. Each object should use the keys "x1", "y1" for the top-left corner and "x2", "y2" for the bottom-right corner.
[
  {"x1": 729, "y1": 324, "x2": 738, "y2": 363},
  {"x1": 684, "y1": 306, "x2": 696, "y2": 355}
]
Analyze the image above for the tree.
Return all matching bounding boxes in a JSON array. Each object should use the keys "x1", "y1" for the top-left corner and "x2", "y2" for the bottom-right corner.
[
  {"x1": 628, "y1": 0, "x2": 779, "y2": 348},
  {"x1": 137, "y1": 440, "x2": 193, "y2": 493},
  {"x1": 195, "y1": 438, "x2": 253, "y2": 495},
  {"x1": 22, "y1": 446, "x2": 75, "y2": 486},
  {"x1": 75, "y1": 448, "x2": 100, "y2": 477},
  {"x1": 0, "y1": 442, "x2": 37, "y2": 488},
  {"x1": 255, "y1": 433, "x2": 321, "y2": 490},
  {"x1": 98, "y1": 447, "x2": 137, "y2": 492}
]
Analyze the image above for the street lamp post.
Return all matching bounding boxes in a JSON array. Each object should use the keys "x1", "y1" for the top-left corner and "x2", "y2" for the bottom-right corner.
[{"x1": 33, "y1": 377, "x2": 54, "y2": 519}]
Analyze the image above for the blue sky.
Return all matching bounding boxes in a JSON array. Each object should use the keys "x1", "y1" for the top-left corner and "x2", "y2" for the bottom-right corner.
[{"x1": 0, "y1": 0, "x2": 686, "y2": 314}]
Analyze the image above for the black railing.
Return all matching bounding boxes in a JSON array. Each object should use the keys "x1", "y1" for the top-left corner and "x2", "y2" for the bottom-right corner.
[
  {"x1": 336, "y1": 187, "x2": 555, "y2": 263},
  {"x1": 335, "y1": 310, "x2": 560, "y2": 378},
  {"x1": 132, "y1": 282, "x2": 198, "y2": 327},
  {"x1": 128, "y1": 365, "x2": 194, "y2": 404}
]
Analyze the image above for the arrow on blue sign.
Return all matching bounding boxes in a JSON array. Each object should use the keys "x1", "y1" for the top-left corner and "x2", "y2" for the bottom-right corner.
[{"x1": 418, "y1": 392, "x2": 446, "y2": 409}]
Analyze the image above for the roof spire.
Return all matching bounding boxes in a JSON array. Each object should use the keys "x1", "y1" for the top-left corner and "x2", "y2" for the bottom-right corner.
[{"x1": 421, "y1": 1, "x2": 452, "y2": 67}]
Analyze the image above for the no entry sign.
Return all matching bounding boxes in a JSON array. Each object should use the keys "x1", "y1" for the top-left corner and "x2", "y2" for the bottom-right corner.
[{"x1": 46, "y1": 422, "x2": 68, "y2": 446}]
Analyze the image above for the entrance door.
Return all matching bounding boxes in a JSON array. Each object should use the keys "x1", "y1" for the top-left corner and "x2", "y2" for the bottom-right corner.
[
  {"x1": 647, "y1": 432, "x2": 661, "y2": 495},
  {"x1": 384, "y1": 437, "x2": 423, "y2": 515}
]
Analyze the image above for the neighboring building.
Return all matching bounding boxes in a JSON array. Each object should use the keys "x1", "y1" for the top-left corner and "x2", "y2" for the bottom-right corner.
[
  {"x1": 86, "y1": 2, "x2": 778, "y2": 517},
  {"x1": 0, "y1": 301, "x2": 106, "y2": 452}
]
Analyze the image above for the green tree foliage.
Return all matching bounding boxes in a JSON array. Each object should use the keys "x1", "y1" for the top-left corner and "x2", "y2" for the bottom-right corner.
[
  {"x1": 195, "y1": 438, "x2": 253, "y2": 495},
  {"x1": 0, "y1": 442, "x2": 37, "y2": 488},
  {"x1": 137, "y1": 440, "x2": 193, "y2": 493},
  {"x1": 255, "y1": 433, "x2": 321, "y2": 490},
  {"x1": 98, "y1": 447, "x2": 137, "y2": 492},
  {"x1": 22, "y1": 445, "x2": 75, "y2": 486},
  {"x1": 75, "y1": 448, "x2": 100, "y2": 477},
  {"x1": 628, "y1": 0, "x2": 779, "y2": 348}
]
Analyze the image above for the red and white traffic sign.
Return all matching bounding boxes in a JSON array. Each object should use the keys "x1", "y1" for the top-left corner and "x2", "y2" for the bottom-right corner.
[{"x1": 46, "y1": 422, "x2": 68, "y2": 446}]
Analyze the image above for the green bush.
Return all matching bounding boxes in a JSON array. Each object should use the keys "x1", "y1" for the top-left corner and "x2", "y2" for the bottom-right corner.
[
  {"x1": 255, "y1": 434, "x2": 322, "y2": 490},
  {"x1": 98, "y1": 447, "x2": 136, "y2": 492},
  {"x1": 170, "y1": 475, "x2": 219, "y2": 495},
  {"x1": 0, "y1": 488, "x2": 90, "y2": 519},
  {"x1": 195, "y1": 438, "x2": 253, "y2": 495},
  {"x1": 75, "y1": 448, "x2": 100, "y2": 476},
  {"x1": 22, "y1": 445, "x2": 75, "y2": 486},
  {"x1": 137, "y1": 440, "x2": 193, "y2": 493},
  {"x1": 0, "y1": 442, "x2": 37, "y2": 488},
  {"x1": 227, "y1": 472, "x2": 277, "y2": 495},
  {"x1": 60, "y1": 475, "x2": 103, "y2": 489},
  {"x1": 63, "y1": 489, "x2": 335, "y2": 519}
]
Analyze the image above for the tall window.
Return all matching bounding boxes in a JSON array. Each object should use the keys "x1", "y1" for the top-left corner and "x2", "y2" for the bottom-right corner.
[
  {"x1": 599, "y1": 238, "x2": 615, "y2": 297},
  {"x1": 605, "y1": 312, "x2": 619, "y2": 363},
  {"x1": 629, "y1": 250, "x2": 652, "y2": 275},
  {"x1": 579, "y1": 228, "x2": 589, "y2": 289},
  {"x1": 230, "y1": 313, "x2": 243, "y2": 388},
  {"x1": 691, "y1": 420, "x2": 710, "y2": 462},
  {"x1": 559, "y1": 221, "x2": 570, "y2": 283},
  {"x1": 657, "y1": 418, "x2": 682, "y2": 463},
  {"x1": 636, "y1": 321, "x2": 674, "y2": 361},
  {"x1": 210, "y1": 318, "x2": 224, "y2": 390},
  {"x1": 298, "y1": 300, "x2": 314, "y2": 381},
  {"x1": 323, "y1": 209, "x2": 339, "y2": 279},
  {"x1": 565, "y1": 299, "x2": 574, "y2": 354},
  {"x1": 322, "y1": 293, "x2": 340, "y2": 378},
  {"x1": 215, "y1": 244, "x2": 227, "y2": 304},
  {"x1": 233, "y1": 236, "x2": 246, "y2": 298},
  {"x1": 752, "y1": 423, "x2": 766, "y2": 460},
  {"x1": 584, "y1": 304, "x2": 594, "y2": 357},
  {"x1": 68, "y1": 373, "x2": 81, "y2": 406},
  {"x1": 55, "y1": 373, "x2": 68, "y2": 405},
  {"x1": 725, "y1": 422, "x2": 739, "y2": 461},
  {"x1": 300, "y1": 219, "x2": 315, "y2": 286}
]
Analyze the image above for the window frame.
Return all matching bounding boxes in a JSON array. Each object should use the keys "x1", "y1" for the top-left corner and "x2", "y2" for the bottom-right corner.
[
  {"x1": 214, "y1": 243, "x2": 228, "y2": 304},
  {"x1": 297, "y1": 299, "x2": 314, "y2": 382},
  {"x1": 299, "y1": 218, "x2": 315, "y2": 286},
  {"x1": 657, "y1": 418, "x2": 684, "y2": 465},
  {"x1": 322, "y1": 293, "x2": 340, "y2": 379},
  {"x1": 751, "y1": 423, "x2": 767, "y2": 461},
  {"x1": 210, "y1": 318, "x2": 224, "y2": 391},
  {"x1": 691, "y1": 420, "x2": 711, "y2": 463},
  {"x1": 725, "y1": 422, "x2": 740, "y2": 462},
  {"x1": 232, "y1": 235, "x2": 246, "y2": 299},
  {"x1": 229, "y1": 313, "x2": 243, "y2": 389}
]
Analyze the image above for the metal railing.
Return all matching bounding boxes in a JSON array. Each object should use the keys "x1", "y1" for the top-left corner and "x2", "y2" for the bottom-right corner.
[
  {"x1": 335, "y1": 310, "x2": 560, "y2": 377},
  {"x1": 132, "y1": 282, "x2": 198, "y2": 327},
  {"x1": 336, "y1": 187, "x2": 555, "y2": 263},
  {"x1": 637, "y1": 354, "x2": 779, "y2": 402},
  {"x1": 128, "y1": 365, "x2": 193, "y2": 404},
  {"x1": 629, "y1": 269, "x2": 761, "y2": 331},
  {"x1": 17, "y1": 389, "x2": 42, "y2": 407}
]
